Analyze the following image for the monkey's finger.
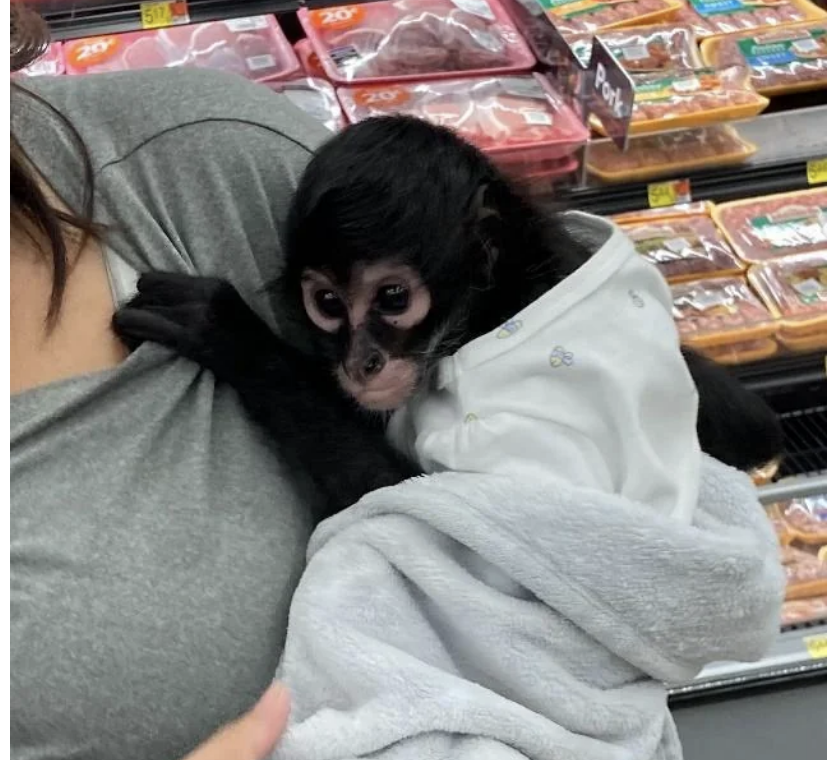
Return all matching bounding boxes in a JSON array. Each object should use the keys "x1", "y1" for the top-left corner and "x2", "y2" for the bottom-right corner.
[
  {"x1": 112, "y1": 307, "x2": 193, "y2": 352},
  {"x1": 137, "y1": 271, "x2": 225, "y2": 304}
]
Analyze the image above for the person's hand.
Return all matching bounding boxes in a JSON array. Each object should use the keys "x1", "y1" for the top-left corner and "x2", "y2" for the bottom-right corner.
[{"x1": 182, "y1": 683, "x2": 291, "y2": 760}]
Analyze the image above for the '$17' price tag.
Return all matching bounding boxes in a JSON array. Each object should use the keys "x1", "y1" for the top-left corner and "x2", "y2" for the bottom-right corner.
[
  {"x1": 140, "y1": 1, "x2": 190, "y2": 30},
  {"x1": 647, "y1": 178, "x2": 691, "y2": 209}
]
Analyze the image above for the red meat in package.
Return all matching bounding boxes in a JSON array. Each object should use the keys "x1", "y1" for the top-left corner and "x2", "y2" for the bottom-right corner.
[
  {"x1": 15, "y1": 42, "x2": 65, "y2": 77},
  {"x1": 64, "y1": 16, "x2": 299, "y2": 82},
  {"x1": 338, "y1": 74, "x2": 588, "y2": 162},
  {"x1": 298, "y1": 0, "x2": 535, "y2": 84}
]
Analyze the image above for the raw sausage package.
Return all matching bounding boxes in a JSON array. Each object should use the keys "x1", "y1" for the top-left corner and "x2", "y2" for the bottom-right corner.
[
  {"x1": 534, "y1": 0, "x2": 683, "y2": 36},
  {"x1": 771, "y1": 496, "x2": 828, "y2": 545},
  {"x1": 748, "y1": 251, "x2": 827, "y2": 350},
  {"x1": 337, "y1": 74, "x2": 589, "y2": 162},
  {"x1": 777, "y1": 543, "x2": 826, "y2": 600},
  {"x1": 621, "y1": 213, "x2": 744, "y2": 282},
  {"x1": 64, "y1": 16, "x2": 300, "y2": 82},
  {"x1": 671, "y1": 275, "x2": 777, "y2": 358},
  {"x1": 701, "y1": 21, "x2": 827, "y2": 96},
  {"x1": 297, "y1": 0, "x2": 536, "y2": 84},
  {"x1": 621, "y1": 65, "x2": 768, "y2": 134},
  {"x1": 569, "y1": 23, "x2": 702, "y2": 70},
  {"x1": 673, "y1": 0, "x2": 826, "y2": 39},
  {"x1": 781, "y1": 596, "x2": 827, "y2": 626},
  {"x1": 14, "y1": 41, "x2": 64, "y2": 77},
  {"x1": 587, "y1": 124, "x2": 756, "y2": 182},
  {"x1": 264, "y1": 78, "x2": 346, "y2": 132},
  {"x1": 611, "y1": 201, "x2": 715, "y2": 224},
  {"x1": 713, "y1": 188, "x2": 828, "y2": 262}
]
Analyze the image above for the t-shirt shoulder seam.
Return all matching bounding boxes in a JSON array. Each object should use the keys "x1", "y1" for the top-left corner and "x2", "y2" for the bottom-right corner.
[{"x1": 96, "y1": 116, "x2": 317, "y2": 174}]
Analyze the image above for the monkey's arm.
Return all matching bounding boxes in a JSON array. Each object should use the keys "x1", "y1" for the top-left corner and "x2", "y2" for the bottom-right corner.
[
  {"x1": 682, "y1": 347, "x2": 783, "y2": 472},
  {"x1": 113, "y1": 272, "x2": 419, "y2": 520}
]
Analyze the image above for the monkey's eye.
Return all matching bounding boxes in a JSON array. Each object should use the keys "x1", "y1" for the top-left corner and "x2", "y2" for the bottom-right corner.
[
  {"x1": 375, "y1": 284, "x2": 410, "y2": 315},
  {"x1": 314, "y1": 290, "x2": 346, "y2": 320}
]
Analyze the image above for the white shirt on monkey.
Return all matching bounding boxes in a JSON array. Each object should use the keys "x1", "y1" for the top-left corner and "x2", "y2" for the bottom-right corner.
[{"x1": 387, "y1": 211, "x2": 701, "y2": 524}]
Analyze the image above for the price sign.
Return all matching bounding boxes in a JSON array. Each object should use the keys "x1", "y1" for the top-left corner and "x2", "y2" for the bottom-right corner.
[
  {"x1": 647, "y1": 179, "x2": 691, "y2": 209},
  {"x1": 140, "y1": 1, "x2": 189, "y2": 30},
  {"x1": 586, "y1": 38, "x2": 634, "y2": 151},
  {"x1": 806, "y1": 157, "x2": 827, "y2": 185},
  {"x1": 803, "y1": 633, "x2": 827, "y2": 660}
]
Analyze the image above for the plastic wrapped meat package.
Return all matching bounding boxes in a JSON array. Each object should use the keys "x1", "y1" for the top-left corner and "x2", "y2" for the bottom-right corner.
[
  {"x1": 265, "y1": 78, "x2": 346, "y2": 132},
  {"x1": 701, "y1": 21, "x2": 827, "y2": 96},
  {"x1": 538, "y1": 0, "x2": 683, "y2": 36},
  {"x1": 673, "y1": 0, "x2": 826, "y2": 39},
  {"x1": 620, "y1": 213, "x2": 744, "y2": 282},
  {"x1": 781, "y1": 596, "x2": 827, "y2": 626},
  {"x1": 298, "y1": 0, "x2": 535, "y2": 84},
  {"x1": 778, "y1": 544, "x2": 826, "y2": 600},
  {"x1": 294, "y1": 38, "x2": 328, "y2": 78},
  {"x1": 14, "y1": 42, "x2": 64, "y2": 77},
  {"x1": 64, "y1": 16, "x2": 300, "y2": 82},
  {"x1": 713, "y1": 188, "x2": 828, "y2": 262},
  {"x1": 568, "y1": 23, "x2": 702, "y2": 70},
  {"x1": 671, "y1": 276, "x2": 778, "y2": 364},
  {"x1": 587, "y1": 125, "x2": 756, "y2": 182},
  {"x1": 611, "y1": 201, "x2": 715, "y2": 224},
  {"x1": 748, "y1": 251, "x2": 827, "y2": 352},
  {"x1": 773, "y1": 496, "x2": 828, "y2": 544},
  {"x1": 593, "y1": 65, "x2": 769, "y2": 135},
  {"x1": 338, "y1": 74, "x2": 589, "y2": 164}
]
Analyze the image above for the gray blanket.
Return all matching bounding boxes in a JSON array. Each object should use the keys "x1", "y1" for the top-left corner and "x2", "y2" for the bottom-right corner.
[{"x1": 273, "y1": 456, "x2": 784, "y2": 760}]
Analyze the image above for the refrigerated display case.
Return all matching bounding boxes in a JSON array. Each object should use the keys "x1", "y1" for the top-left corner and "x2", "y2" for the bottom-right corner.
[{"x1": 16, "y1": 1, "x2": 827, "y2": 758}]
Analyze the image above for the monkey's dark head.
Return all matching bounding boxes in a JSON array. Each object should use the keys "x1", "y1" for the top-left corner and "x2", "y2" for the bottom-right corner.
[{"x1": 280, "y1": 115, "x2": 543, "y2": 412}]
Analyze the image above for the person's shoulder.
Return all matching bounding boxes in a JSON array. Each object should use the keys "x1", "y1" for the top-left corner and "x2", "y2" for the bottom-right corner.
[{"x1": 18, "y1": 68, "x2": 328, "y2": 166}]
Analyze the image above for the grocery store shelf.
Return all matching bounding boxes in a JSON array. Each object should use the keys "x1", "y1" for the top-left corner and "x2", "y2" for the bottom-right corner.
[
  {"x1": 669, "y1": 624, "x2": 827, "y2": 702},
  {"x1": 734, "y1": 351, "x2": 826, "y2": 393},
  {"x1": 560, "y1": 107, "x2": 827, "y2": 216},
  {"x1": 757, "y1": 475, "x2": 827, "y2": 504},
  {"x1": 38, "y1": 0, "x2": 378, "y2": 39}
]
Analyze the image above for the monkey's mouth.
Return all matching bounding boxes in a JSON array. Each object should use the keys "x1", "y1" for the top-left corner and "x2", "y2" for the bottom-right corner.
[{"x1": 337, "y1": 360, "x2": 418, "y2": 412}]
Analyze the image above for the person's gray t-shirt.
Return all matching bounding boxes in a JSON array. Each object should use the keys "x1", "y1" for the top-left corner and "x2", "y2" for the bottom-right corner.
[{"x1": 11, "y1": 69, "x2": 330, "y2": 760}]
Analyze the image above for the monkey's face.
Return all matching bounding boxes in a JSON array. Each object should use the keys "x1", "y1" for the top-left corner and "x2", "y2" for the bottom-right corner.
[{"x1": 300, "y1": 261, "x2": 436, "y2": 412}]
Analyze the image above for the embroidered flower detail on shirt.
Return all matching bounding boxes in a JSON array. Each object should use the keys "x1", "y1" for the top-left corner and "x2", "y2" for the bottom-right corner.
[
  {"x1": 549, "y1": 346, "x2": 574, "y2": 368},
  {"x1": 496, "y1": 319, "x2": 523, "y2": 339},
  {"x1": 464, "y1": 413, "x2": 479, "y2": 423},
  {"x1": 628, "y1": 290, "x2": 645, "y2": 308}
]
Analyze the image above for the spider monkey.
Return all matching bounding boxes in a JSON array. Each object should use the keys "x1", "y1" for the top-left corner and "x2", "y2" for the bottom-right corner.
[{"x1": 113, "y1": 116, "x2": 783, "y2": 520}]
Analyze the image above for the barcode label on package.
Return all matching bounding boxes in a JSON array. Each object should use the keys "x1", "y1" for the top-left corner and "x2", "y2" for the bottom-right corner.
[
  {"x1": 246, "y1": 54, "x2": 275, "y2": 71},
  {"x1": 226, "y1": 16, "x2": 269, "y2": 32}
]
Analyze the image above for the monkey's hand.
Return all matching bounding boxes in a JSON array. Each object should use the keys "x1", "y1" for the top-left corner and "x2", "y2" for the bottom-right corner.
[{"x1": 112, "y1": 272, "x2": 274, "y2": 381}]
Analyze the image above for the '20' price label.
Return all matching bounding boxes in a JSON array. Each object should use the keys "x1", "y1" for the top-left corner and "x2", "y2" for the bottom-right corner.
[
  {"x1": 353, "y1": 87, "x2": 411, "y2": 109},
  {"x1": 67, "y1": 36, "x2": 120, "y2": 69},
  {"x1": 309, "y1": 5, "x2": 366, "y2": 30}
]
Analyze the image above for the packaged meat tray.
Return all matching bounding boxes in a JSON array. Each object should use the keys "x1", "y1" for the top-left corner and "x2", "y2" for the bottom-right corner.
[
  {"x1": 671, "y1": 276, "x2": 777, "y2": 350},
  {"x1": 14, "y1": 41, "x2": 64, "y2": 77},
  {"x1": 568, "y1": 23, "x2": 702, "y2": 70},
  {"x1": 699, "y1": 336, "x2": 779, "y2": 363},
  {"x1": 587, "y1": 124, "x2": 757, "y2": 182},
  {"x1": 748, "y1": 251, "x2": 827, "y2": 346},
  {"x1": 611, "y1": 201, "x2": 715, "y2": 224},
  {"x1": 778, "y1": 543, "x2": 827, "y2": 600},
  {"x1": 621, "y1": 214, "x2": 745, "y2": 282},
  {"x1": 297, "y1": 0, "x2": 536, "y2": 84},
  {"x1": 536, "y1": 0, "x2": 684, "y2": 37},
  {"x1": 593, "y1": 65, "x2": 770, "y2": 135},
  {"x1": 294, "y1": 38, "x2": 328, "y2": 78},
  {"x1": 771, "y1": 496, "x2": 828, "y2": 544},
  {"x1": 500, "y1": 155, "x2": 580, "y2": 193},
  {"x1": 265, "y1": 78, "x2": 346, "y2": 132},
  {"x1": 781, "y1": 596, "x2": 827, "y2": 625},
  {"x1": 64, "y1": 16, "x2": 300, "y2": 82},
  {"x1": 713, "y1": 188, "x2": 828, "y2": 263},
  {"x1": 337, "y1": 74, "x2": 589, "y2": 162},
  {"x1": 701, "y1": 22, "x2": 827, "y2": 96},
  {"x1": 673, "y1": 0, "x2": 826, "y2": 39}
]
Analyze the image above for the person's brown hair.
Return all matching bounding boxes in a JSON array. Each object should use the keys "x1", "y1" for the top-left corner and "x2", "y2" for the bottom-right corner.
[{"x1": 11, "y1": 3, "x2": 101, "y2": 326}]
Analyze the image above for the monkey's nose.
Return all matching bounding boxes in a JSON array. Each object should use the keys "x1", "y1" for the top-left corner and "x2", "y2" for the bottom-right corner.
[{"x1": 363, "y1": 351, "x2": 385, "y2": 377}]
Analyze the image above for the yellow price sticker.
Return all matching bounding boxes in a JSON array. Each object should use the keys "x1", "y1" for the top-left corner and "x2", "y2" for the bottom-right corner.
[
  {"x1": 647, "y1": 179, "x2": 691, "y2": 209},
  {"x1": 140, "y1": 1, "x2": 189, "y2": 30},
  {"x1": 803, "y1": 633, "x2": 827, "y2": 660},
  {"x1": 807, "y1": 158, "x2": 827, "y2": 185}
]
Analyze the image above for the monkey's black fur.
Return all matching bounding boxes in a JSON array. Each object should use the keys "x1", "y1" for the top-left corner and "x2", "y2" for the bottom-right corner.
[{"x1": 114, "y1": 116, "x2": 783, "y2": 520}]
